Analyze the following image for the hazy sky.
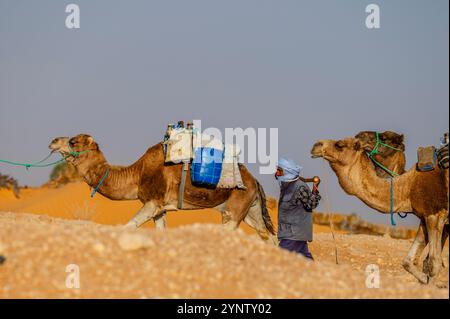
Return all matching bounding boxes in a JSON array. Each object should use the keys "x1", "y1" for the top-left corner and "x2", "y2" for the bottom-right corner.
[{"x1": 1, "y1": 0, "x2": 448, "y2": 226}]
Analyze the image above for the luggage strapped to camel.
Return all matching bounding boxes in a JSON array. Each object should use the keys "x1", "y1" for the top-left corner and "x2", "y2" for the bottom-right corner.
[
  {"x1": 162, "y1": 121, "x2": 245, "y2": 209},
  {"x1": 436, "y1": 133, "x2": 449, "y2": 170}
]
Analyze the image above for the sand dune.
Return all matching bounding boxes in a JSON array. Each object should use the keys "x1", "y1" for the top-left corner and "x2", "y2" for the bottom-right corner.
[{"x1": 0, "y1": 182, "x2": 337, "y2": 234}]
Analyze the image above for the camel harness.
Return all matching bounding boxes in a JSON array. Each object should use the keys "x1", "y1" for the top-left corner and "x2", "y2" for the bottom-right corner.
[{"x1": 367, "y1": 132, "x2": 408, "y2": 226}]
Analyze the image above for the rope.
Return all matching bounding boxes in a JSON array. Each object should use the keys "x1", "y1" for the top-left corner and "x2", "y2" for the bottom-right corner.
[
  {"x1": 367, "y1": 131, "x2": 407, "y2": 226},
  {"x1": 369, "y1": 132, "x2": 403, "y2": 156},
  {"x1": 368, "y1": 156, "x2": 400, "y2": 177},
  {"x1": 389, "y1": 177, "x2": 396, "y2": 226},
  {"x1": 0, "y1": 149, "x2": 91, "y2": 170},
  {"x1": 368, "y1": 132, "x2": 401, "y2": 177},
  {"x1": 32, "y1": 152, "x2": 54, "y2": 165},
  {"x1": 90, "y1": 169, "x2": 109, "y2": 198},
  {"x1": 0, "y1": 157, "x2": 66, "y2": 170},
  {"x1": 321, "y1": 160, "x2": 339, "y2": 265}
]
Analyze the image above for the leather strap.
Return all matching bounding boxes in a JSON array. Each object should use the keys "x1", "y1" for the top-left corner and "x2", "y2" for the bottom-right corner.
[{"x1": 178, "y1": 161, "x2": 189, "y2": 209}]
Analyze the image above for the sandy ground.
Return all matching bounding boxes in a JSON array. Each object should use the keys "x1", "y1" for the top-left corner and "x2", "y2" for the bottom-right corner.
[
  {"x1": 0, "y1": 184, "x2": 448, "y2": 298},
  {"x1": 0, "y1": 182, "x2": 338, "y2": 234},
  {"x1": 0, "y1": 212, "x2": 448, "y2": 299}
]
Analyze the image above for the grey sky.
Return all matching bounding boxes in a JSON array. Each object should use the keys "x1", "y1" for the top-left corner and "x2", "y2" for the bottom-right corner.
[{"x1": 1, "y1": 0, "x2": 448, "y2": 227}]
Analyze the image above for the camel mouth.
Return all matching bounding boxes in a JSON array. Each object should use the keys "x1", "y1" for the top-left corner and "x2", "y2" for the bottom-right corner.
[
  {"x1": 48, "y1": 144, "x2": 57, "y2": 151},
  {"x1": 49, "y1": 137, "x2": 70, "y2": 153},
  {"x1": 310, "y1": 142, "x2": 324, "y2": 159},
  {"x1": 48, "y1": 143, "x2": 61, "y2": 152}
]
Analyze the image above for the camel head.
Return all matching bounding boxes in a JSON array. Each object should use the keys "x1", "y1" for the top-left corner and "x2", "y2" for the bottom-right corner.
[
  {"x1": 311, "y1": 137, "x2": 363, "y2": 166},
  {"x1": 68, "y1": 134, "x2": 100, "y2": 153},
  {"x1": 355, "y1": 130, "x2": 405, "y2": 153},
  {"x1": 49, "y1": 137, "x2": 71, "y2": 155}
]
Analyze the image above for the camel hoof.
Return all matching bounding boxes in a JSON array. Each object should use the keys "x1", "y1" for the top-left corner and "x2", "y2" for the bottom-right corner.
[
  {"x1": 435, "y1": 282, "x2": 449, "y2": 289},
  {"x1": 428, "y1": 277, "x2": 449, "y2": 289},
  {"x1": 403, "y1": 262, "x2": 428, "y2": 284},
  {"x1": 417, "y1": 274, "x2": 429, "y2": 285}
]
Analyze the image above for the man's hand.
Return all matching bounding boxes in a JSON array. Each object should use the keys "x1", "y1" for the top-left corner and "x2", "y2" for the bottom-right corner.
[{"x1": 312, "y1": 176, "x2": 320, "y2": 194}]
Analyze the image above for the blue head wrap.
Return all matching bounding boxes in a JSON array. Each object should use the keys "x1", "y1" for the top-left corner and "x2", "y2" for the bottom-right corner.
[{"x1": 276, "y1": 157, "x2": 303, "y2": 182}]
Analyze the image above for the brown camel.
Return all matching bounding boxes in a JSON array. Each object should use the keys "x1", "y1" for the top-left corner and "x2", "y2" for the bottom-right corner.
[
  {"x1": 49, "y1": 135, "x2": 277, "y2": 243},
  {"x1": 311, "y1": 137, "x2": 448, "y2": 286},
  {"x1": 356, "y1": 130, "x2": 449, "y2": 265}
]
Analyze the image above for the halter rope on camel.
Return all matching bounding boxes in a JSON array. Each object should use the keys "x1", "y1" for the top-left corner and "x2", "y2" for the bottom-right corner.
[
  {"x1": 91, "y1": 169, "x2": 110, "y2": 198},
  {"x1": 367, "y1": 132, "x2": 408, "y2": 226},
  {"x1": 0, "y1": 148, "x2": 91, "y2": 170},
  {"x1": 0, "y1": 152, "x2": 66, "y2": 170}
]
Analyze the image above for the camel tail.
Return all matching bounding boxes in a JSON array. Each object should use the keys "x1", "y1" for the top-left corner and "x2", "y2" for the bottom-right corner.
[{"x1": 256, "y1": 180, "x2": 276, "y2": 235}]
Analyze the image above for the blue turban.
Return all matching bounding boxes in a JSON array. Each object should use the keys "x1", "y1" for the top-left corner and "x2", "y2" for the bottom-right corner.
[{"x1": 276, "y1": 157, "x2": 303, "y2": 182}]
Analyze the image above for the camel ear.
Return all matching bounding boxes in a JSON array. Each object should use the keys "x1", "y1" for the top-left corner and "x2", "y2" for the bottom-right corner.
[
  {"x1": 353, "y1": 140, "x2": 361, "y2": 151},
  {"x1": 87, "y1": 136, "x2": 94, "y2": 146}
]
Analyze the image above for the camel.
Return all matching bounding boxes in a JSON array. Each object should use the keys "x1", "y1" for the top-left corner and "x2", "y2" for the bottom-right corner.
[
  {"x1": 311, "y1": 137, "x2": 448, "y2": 286},
  {"x1": 355, "y1": 130, "x2": 449, "y2": 262},
  {"x1": 48, "y1": 135, "x2": 277, "y2": 244}
]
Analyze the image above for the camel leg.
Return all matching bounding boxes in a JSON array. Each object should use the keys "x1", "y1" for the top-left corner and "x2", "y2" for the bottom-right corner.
[
  {"x1": 220, "y1": 184, "x2": 257, "y2": 232},
  {"x1": 402, "y1": 219, "x2": 429, "y2": 284},
  {"x1": 421, "y1": 222, "x2": 448, "y2": 273},
  {"x1": 244, "y1": 198, "x2": 277, "y2": 245},
  {"x1": 424, "y1": 212, "x2": 446, "y2": 286},
  {"x1": 153, "y1": 211, "x2": 167, "y2": 231},
  {"x1": 221, "y1": 210, "x2": 240, "y2": 231},
  {"x1": 125, "y1": 201, "x2": 162, "y2": 229},
  {"x1": 441, "y1": 223, "x2": 449, "y2": 268}
]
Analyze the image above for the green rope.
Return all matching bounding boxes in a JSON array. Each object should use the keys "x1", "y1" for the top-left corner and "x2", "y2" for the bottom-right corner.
[
  {"x1": 368, "y1": 132, "x2": 401, "y2": 177},
  {"x1": 0, "y1": 157, "x2": 66, "y2": 170},
  {"x1": 367, "y1": 132, "x2": 403, "y2": 226},
  {"x1": 368, "y1": 156, "x2": 400, "y2": 177},
  {"x1": 369, "y1": 131, "x2": 403, "y2": 157},
  {"x1": 0, "y1": 149, "x2": 90, "y2": 170}
]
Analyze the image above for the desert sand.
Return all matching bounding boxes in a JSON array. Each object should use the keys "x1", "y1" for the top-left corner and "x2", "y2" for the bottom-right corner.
[
  {"x1": 0, "y1": 183, "x2": 448, "y2": 298},
  {"x1": 0, "y1": 182, "x2": 336, "y2": 234}
]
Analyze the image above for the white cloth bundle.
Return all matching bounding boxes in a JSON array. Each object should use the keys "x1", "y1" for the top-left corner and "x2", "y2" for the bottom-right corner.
[
  {"x1": 217, "y1": 144, "x2": 246, "y2": 189},
  {"x1": 164, "y1": 128, "x2": 193, "y2": 163}
]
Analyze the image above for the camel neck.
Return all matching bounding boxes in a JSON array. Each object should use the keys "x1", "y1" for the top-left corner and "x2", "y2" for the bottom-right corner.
[
  {"x1": 75, "y1": 150, "x2": 141, "y2": 200},
  {"x1": 329, "y1": 152, "x2": 412, "y2": 213}
]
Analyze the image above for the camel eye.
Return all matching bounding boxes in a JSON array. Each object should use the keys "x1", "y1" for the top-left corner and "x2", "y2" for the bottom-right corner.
[{"x1": 335, "y1": 141, "x2": 345, "y2": 150}]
